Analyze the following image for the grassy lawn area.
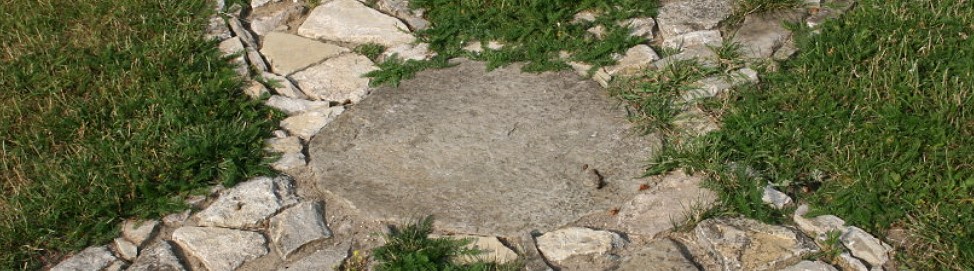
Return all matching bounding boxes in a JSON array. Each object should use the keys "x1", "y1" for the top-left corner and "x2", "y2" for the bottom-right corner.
[
  {"x1": 0, "y1": 0, "x2": 279, "y2": 268},
  {"x1": 644, "y1": 0, "x2": 973, "y2": 269}
]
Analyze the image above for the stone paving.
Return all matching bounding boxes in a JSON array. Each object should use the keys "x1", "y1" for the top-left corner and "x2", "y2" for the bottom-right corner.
[{"x1": 50, "y1": 0, "x2": 898, "y2": 270}]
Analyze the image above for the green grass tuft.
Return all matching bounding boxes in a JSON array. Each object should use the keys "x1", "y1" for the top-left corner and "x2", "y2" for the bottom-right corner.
[{"x1": 370, "y1": 216, "x2": 522, "y2": 271}]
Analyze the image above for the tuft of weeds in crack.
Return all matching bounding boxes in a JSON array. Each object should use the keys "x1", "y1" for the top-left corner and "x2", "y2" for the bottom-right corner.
[
  {"x1": 370, "y1": 216, "x2": 523, "y2": 271},
  {"x1": 355, "y1": 43, "x2": 387, "y2": 62}
]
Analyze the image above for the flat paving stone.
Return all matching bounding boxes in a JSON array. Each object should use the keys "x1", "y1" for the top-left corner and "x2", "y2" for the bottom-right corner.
[{"x1": 307, "y1": 59, "x2": 659, "y2": 236}]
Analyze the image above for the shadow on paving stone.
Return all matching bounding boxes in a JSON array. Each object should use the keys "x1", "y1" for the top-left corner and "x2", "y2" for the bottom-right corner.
[{"x1": 304, "y1": 59, "x2": 661, "y2": 236}]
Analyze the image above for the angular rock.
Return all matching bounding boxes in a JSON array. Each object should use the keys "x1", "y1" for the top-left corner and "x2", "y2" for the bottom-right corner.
[
  {"x1": 162, "y1": 210, "x2": 191, "y2": 227},
  {"x1": 656, "y1": 0, "x2": 735, "y2": 38},
  {"x1": 573, "y1": 10, "x2": 598, "y2": 23},
  {"x1": 265, "y1": 95, "x2": 332, "y2": 115},
  {"x1": 172, "y1": 227, "x2": 268, "y2": 271},
  {"x1": 205, "y1": 17, "x2": 232, "y2": 41},
  {"x1": 276, "y1": 244, "x2": 350, "y2": 271},
  {"x1": 218, "y1": 36, "x2": 249, "y2": 76},
  {"x1": 250, "y1": 4, "x2": 306, "y2": 36},
  {"x1": 841, "y1": 227, "x2": 892, "y2": 267},
  {"x1": 247, "y1": 47, "x2": 269, "y2": 72},
  {"x1": 228, "y1": 17, "x2": 258, "y2": 48},
  {"x1": 194, "y1": 176, "x2": 296, "y2": 228},
  {"x1": 289, "y1": 54, "x2": 377, "y2": 103},
  {"x1": 617, "y1": 239, "x2": 699, "y2": 271},
  {"x1": 773, "y1": 39, "x2": 800, "y2": 60},
  {"x1": 251, "y1": 0, "x2": 274, "y2": 9},
  {"x1": 243, "y1": 79, "x2": 270, "y2": 99},
  {"x1": 307, "y1": 59, "x2": 659, "y2": 236},
  {"x1": 616, "y1": 170, "x2": 718, "y2": 237},
  {"x1": 272, "y1": 152, "x2": 308, "y2": 171},
  {"x1": 298, "y1": 0, "x2": 415, "y2": 47},
  {"x1": 662, "y1": 30, "x2": 723, "y2": 50},
  {"x1": 605, "y1": 45, "x2": 660, "y2": 76},
  {"x1": 280, "y1": 106, "x2": 346, "y2": 140},
  {"x1": 370, "y1": 0, "x2": 430, "y2": 31},
  {"x1": 435, "y1": 235, "x2": 519, "y2": 265},
  {"x1": 104, "y1": 260, "x2": 127, "y2": 271},
  {"x1": 806, "y1": 0, "x2": 856, "y2": 28},
  {"x1": 536, "y1": 227, "x2": 625, "y2": 264},
  {"x1": 794, "y1": 204, "x2": 848, "y2": 242},
  {"x1": 270, "y1": 201, "x2": 333, "y2": 259},
  {"x1": 693, "y1": 217, "x2": 819, "y2": 271},
  {"x1": 261, "y1": 72, "x2": 308, "y2": 99},
  {"x1": 621, "y1": 17, "x2": 656, "y2": 40},
  {"x1": 731, "y1": 10, "x2": 805, "y2": 59},
  {"x1": 779, "y1": 260, "x2": 839, "y2": 271},
  {"x1": 122, "y1": 219, "x2": 159, "y2": 247},
  {"x1": 260, "y1": 32, "x2": 348, "y2": 76},
  {"x1": 381, "y1": 43, "x2": 434, "y2": 62},
  {"x1": 682, "y1": 68, "x2": 759, "y2": 102},
  {"x1": 113, "y1": 237, "x2": 139, "y2": 261},
  {"x1": 762, "y1": 185, "x2": 793, "y2": 209},
  {"x1": 265, "y1": 136, "x2": 303, "y2": 154},
  {"x1": 51, "y1": 246, "x2": 116, "y2": 271},
  {"x1": 835, "y1": 252, "x2": 870, "y2": 271},
  {"x1": 128, "y1": 242, "x2": 186, "y2": 271},
  {"x1": 673, "y1": 107, "x2": 720, "y2": 136}
]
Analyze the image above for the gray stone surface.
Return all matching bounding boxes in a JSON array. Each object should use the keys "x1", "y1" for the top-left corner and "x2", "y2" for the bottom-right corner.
[
  {"x1": 228, "y1": 17, "x2": 258, "y2": 48},
  {"x1": 272, "y1": 152, "x2": 307, "y2": 171},
  {"x1": 276, "y1": 244, "x2": 350, "y2": 271},
  {"x1": 371, "y1": 0, "x2": 430, "y2": 31},
  {"x1": 841, "y1": 226, "x2": 892, "y2": 267},
  {"x1": 162, "y1": 210, "x2": 191, "y2": 227},
  {"x1": 835, "y1": 252, "x2": 869, "y2": 271},
  {"x1": 270, "y1": 201, "x2": 332, "y2": 259},
  {"x1": 280, "y1": 106, "x2": 346, "y2": 140},
  {"x1": 761, "y1": 185, "x2": 793, "y2": 209},
  {"x1": 298, "y1": 0, "x2": 415, "y2": 47},
  {"x1": 243, "y1": 79, "x2": 271, "y2": 99},
  {"x1": 265, "y1": 136, "x2": 303, "y2": 154},
  {"x1": 381, "y1": 43, "x2": 434, "y2": 62},
  {"x1": 264, "y1": 95, "x2": 331, "y2": 115},
  {"x1": 51, "y1": 246, "x2": 117, "y2": 271},
  {"x1": 194, "y1": 176, "x2": 295, "y2": 228},
  {"x1": 617, "y1": 239, "x2": 700, "y2": 271},
  {"x1": 536, "y1": 227, "x2": 625, "y2": 264},
  {"x1": 682, "y1": 68, "x2": 760, "y2": 102},
  {"x1": 307, "y1": 59, "x2": 659, "y2": 236},
  {"x1": 693, "y1": 218, "x2": 819, "y2": 271},
  {"x1": 247, "y1": 47, "x2": 269, "y2": 72},
  {"x1": 218, "y1": 37, "x2": 249, "y2": 76},
  {"x1": 261, "y1": 72, "x2": 308, "y2": 99},
  {"x1": 605, "y1": 45, "x2": 660, "y2": 76},
  {"x1": 260, "y1": 32, "x2": 347, "y2": 76},
  {"x1": 127, "y1": 242, "x2": 186, "y2": 271},
  {"x1": 615, "y1": 170, "x2": 717, "y2": 237},
  {"x1": 172, "y1": 227, "x2": 269, "y2": 271},
  {"x1": 621, "y1": 17, "x2": 656, "y2": 40},
  {"x1": 656, "y1": 0, "x2": 735, "y2": 38},
  {"x1": 662, "y1": 30, "x2": 723, "y2": 50},
  {"x1": 206, "y1": 17, "x2": 232, "y2": 41},
  {"x1": 289, "y1": 54, "x2": 377, "y2": 103},
  {"x1": 779, "y1": 261, "x2": 839, "y2": 271},
  {"x1": 122, "y1": 219, "x2": 159, "y2": 247},
  {"x1": 731, "y1": 10, "x2": 805, "y2": 58},
  {"x1": 113, "y1": 237, "x2": 139, "y2": 261},
  {"x1": 250, "y1": 4, "x2": 306, "y2": 36}
]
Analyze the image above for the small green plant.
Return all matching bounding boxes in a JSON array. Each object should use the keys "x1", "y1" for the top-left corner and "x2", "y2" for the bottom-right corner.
[
  {"x1": 726, "y1": 0, "x2": 802, "y2": 26},
  {"x1": 364, "y1": 56, "x2": 452, "y2": 88},
  {"x1": 355, "y1": 43, "x2": 388, "y2": 62},
  {"x1": 609, "y1": 59, "x2": 718, "y2": 135},
  {"x1": 371, "y1": 216, "x2": 522, "y2": 271}
]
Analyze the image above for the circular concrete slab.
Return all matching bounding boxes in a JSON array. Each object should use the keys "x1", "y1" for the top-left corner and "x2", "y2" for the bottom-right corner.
[{"x1": 307, "y1": 59, "x2": 659, "y2": 236}]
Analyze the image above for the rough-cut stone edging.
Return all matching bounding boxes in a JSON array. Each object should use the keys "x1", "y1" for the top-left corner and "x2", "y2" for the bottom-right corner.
[{"x1": 50, "y1": 0, "x2": 893, "y2": 270}]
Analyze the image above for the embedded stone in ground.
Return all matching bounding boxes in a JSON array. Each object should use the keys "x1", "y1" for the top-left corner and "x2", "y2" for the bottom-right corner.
[
  {"x1": 731, "y1": 10, "x2": 806, "y2": 59},
  {"x1": 692, "y1": 217, "x2": 819, "y2": 271},
  {"x1": 617, "y1": 239, "x2": 699, "y2": 271},
  {"x1": 260, "y1": 32, "x2": 347, "y2": 76},
  {"x1": 127, "y1": 241, "x2": 187, "y2": 271},
  {"x1": 270, "y1": 201, "x2": 333, "y2": 259},
  {"x1": 307, "y1": 59, "x2": 659, "y2": 236},
  {"x1": 656, "y1": 0, "x2": 735, "y2": 38},
  {"x1": 297, "y1": 0, "x2": 415, "y2": 47},
  {"x1": 615, "y1": 170, "x2": 717, "y2": 237},
  {"x1": 51, "y1": 246, "x2": 117, "y2": 271},
  {"x1": 172, "y1": 227, "x2": 268, "y2": 271}
]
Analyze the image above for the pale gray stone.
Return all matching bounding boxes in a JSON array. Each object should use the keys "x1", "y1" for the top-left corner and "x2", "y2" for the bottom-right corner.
[
  {"x1": 228, "y1": 17, "x2": 258, "y2": 48},
  {"x1": 243, "y1": 79, "x2": 271, "y2": 99},
  {"x1": 172, "y1": 227, "x2": 268, "y2": 271},
  {"x1": 370, "y1": 0, "x2": 430, "y2": 30},
  {"x1": 587, "y1": 25, "x2": 606, "y2": 39},
  {"x1": 219, "y1": 37, "x2": 249, "y2": 76},
  {"x1": 247, "y1": 47, "x2": 269, "y2": 72},
  {"x1": 122, "y1": 219, "x2": 159, "y2": 247},
  {"x1": 250, "y1": 5, "x2": 307, "y2": 36},
  {"x1": 113, "y1": 237, "x2": 139, "y2": 261},
  {"x1": 298, "y1": 0, "x2": 415, "y2": 47},
  {"x1": 272, "y1": 152, "x2": 307, "y2": 171},
  {"x1": 673, "y1": 107, "x2": 720, "y2": 136},
  {"x1": 381, "y1": 43, "x2": 434, "y2": 62},
  {"x1": 762, "y1": 185, "x2": 793, "y2": 209},
  {"x1": 731, "y1": 10, "x2": 805, "y2": 59},
  {"x1": 276, "y1": 244, "x2": 350, "y2": 271},
  {"x1": 617, "y1": 239, "x2": 699, "y2": 271},
  {"x1": 841, "y1": 227, "x2": 892, "y2": 267},
  {"x1": 663, "y1": 30, "x2": 723, "y2": 50},
  {"x1": 104, "y1": 260, "x2": 126, "y2": 271},
  {"x1": 261, "y1": 72, "x2": 309, "y2": 99},
  {"x1": 194, "y1": 176, "x2": 295, "y2": 228},
  {"x1": 616, "y1": 170, "x2": 717, "y2": 237},
  {"x1": 273, "y1": 129, "x2": 289, "y2": 138},
  {"x1": 794, "y1": 204, "x2": 848, "y2": 242},
  {"x1": 205, "y1": 17, "x2": 232, "y2": 41},
  {"x1": 289, "y1": 54, "x2": 377, "y2": 103},
  {"x1": 572, "y1": 10, "x2": 598, "y2": 23},
  {"x1": 605, "y1": 45, "x2": 660, "y2": 76},
  {"x1": 780, "y1": 260, "x2": 839, "y2": 271},
  {"x1": 260, "y1": 32, "x2": 348, "y2": 75},
  {"x1": 251, "y1": 0, "x2": 273, "y2": 9},
  {"x1": 806, "y1": 0, "x2": 856, "y2": 28},
  {"x1": 773, "y1": 39, "x2": 800, "y2": 60},
  {"x1": 273, "y1": 175, "x2": 301, "y2": 208},
  {"x1": 280, "y1": 106, "x2": 346, "y2": 140},
  {"x1": 306, "y1": 59, "x2": 659, "y2": 236},
  {"x1": 265, "y1": 136, "x2": 303, "y2": 154},
  {"x1": 212, "y1": 0, "x2": 225, "y2": 12},
  {"x1": 835, "y1": 252, "x2": 870, "y2": 271},
  {"x1": 536, "y1": 227, "x2": 625, "y2": 264},
  {"x1": 128, "y1": 242, "x2": 186, "y2": 271},
  {"x1": 162, "y1": 210, "x2": 191, "y2": 227},
  {"x1": 265, "y1": 95, "x2": 332, "y2": 115},
  {"x1": 51, "y1": 246, "x2": 116, "y2": 271},
  {"x1": 656, "y1": 0, "x2": 736, "y2": 38},
  {"x1": 622, "y1": 17, "x2": 656, "y2": 40},
  {"x1": 270, "y1": 201, "x2": 332, "y2": 259},
  {"x1": 694, "y1": 217, "x2": 819, "y2": 271},
  {"x1": 433, "y1": 235, "x2": 519, "y2": 265}
]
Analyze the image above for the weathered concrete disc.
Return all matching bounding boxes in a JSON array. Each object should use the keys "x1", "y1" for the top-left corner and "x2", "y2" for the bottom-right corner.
[{"x1": 307, "y1": 59, "x2": 659, "y2": 236}]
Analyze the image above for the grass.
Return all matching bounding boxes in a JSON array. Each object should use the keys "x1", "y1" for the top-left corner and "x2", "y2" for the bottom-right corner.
[
  {"x1": 632, "y1": 0, "x2": 974, "y2": 269},
  {"x1": 363, "y1": 0, "x2": 658, "y2": 87},
  {"x1": 364, "y1": 216, "x2": 522, "y2": 271},
  {"x1": 0, "y1": 0, "x2": 280, "y2": 269}
]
